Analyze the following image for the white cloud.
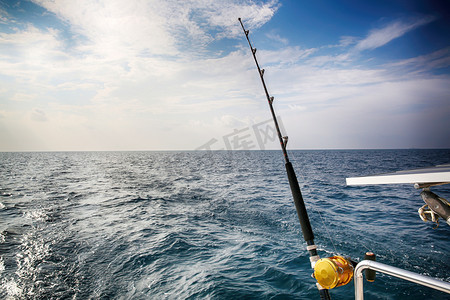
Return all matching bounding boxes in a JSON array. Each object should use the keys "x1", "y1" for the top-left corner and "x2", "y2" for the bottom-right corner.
[
  {"x1": 387, "y1": 47, "x2": 450, "y2": 71},
  {"x1": 0, "y1": 1, "x2": 448, "y2": 150},
  {"x1": 31, "y1": 108, "x2": 48, "y2": 122},
  {"x1": 213, "y1": 0, "x2": 279, "y2": 38},
  {"x1": 11, "y1": 93, "x2": 36, "y2": 102},
  {"x1": 0, "y1": 24, "x2": 64, "y2": 63},
  {"x1": 355, "y1": 16, "x2": 436, "y2": 51},
  {"x1": 31, "y1": 0, "x2": 279, "y2": 59},
  {"x1": 338, "y1": 36, "x2": 357, "y2": 48},
  {"x1": 279, "y1": 76, "x2": 450, "y2": 149},
  {"x1": 32, "y1": 0, "x2": 177, "y2": 58},
  {"x1": 258, "y1": 46, "x2": 317, "y2": 65},
  {"x1": 0, "y1": 0, "x2": 276, "y2": 150},
  {"x1": 288, "y1": 104, "x2": 306, "y2": 111},
  {"x1": 266, "y1": 31, "x2": 288, "y2": 45},
  {"x1": 0, "y1": 6, "x2": 11, "y2": 24}
]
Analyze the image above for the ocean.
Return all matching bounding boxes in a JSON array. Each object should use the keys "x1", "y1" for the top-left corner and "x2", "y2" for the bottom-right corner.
[{"x1": 0, "y1": 149, "x2": 449, "y2": 299}]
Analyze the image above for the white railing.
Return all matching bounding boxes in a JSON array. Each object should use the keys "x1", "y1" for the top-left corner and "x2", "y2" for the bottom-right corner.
[{"x1": 354, "y1": 260, "x2": 450, "y2": 300}]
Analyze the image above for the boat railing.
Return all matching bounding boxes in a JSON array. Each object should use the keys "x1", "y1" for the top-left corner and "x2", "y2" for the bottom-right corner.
[{"x1": 354, "y1": 260, "x2": 450, "y2": 299}]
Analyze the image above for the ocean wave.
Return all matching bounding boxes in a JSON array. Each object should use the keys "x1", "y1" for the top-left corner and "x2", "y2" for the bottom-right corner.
[{"x1": 0, "y1": 150, "x2": 449, "y2": 299}]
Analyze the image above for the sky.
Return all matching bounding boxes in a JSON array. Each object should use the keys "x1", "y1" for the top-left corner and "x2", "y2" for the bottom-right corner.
[{"x1": 0, "y1": 0, "x2": 449, "y2": 151}]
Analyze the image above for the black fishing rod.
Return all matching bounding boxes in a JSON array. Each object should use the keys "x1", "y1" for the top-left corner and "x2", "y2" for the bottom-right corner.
[{"x1": 238, "y1": 18, "x2": 331, "y2": 300}]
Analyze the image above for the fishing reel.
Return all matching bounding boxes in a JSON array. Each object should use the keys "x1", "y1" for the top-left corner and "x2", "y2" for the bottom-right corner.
[
  {"x1": 417, "y1": 187, "x2": 450, "y2": 228},
  {"x1": 312, "y1": 253, "x2": 376, "y2": 289}
]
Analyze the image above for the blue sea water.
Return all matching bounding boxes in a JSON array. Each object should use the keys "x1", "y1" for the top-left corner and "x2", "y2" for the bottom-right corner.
[{"x1": 0, "y1": 149, "x2": 449, "y2": 299}]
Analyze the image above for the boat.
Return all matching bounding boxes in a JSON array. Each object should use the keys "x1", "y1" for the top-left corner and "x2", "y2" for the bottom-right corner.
[
  {"x1": 345, "y1": 164, "x2": 450, "y2": 299},
  {"x1": 347, "y1": 164, "x2": 450, "y2": 227}
]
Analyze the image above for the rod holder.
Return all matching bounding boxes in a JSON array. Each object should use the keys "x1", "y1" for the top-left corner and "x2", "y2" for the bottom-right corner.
[{"x1": 364, "y1": 252, "x2": 376, "y2": 282}]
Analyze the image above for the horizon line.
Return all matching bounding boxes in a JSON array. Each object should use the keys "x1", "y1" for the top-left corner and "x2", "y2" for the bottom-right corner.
[{"x1": 1, "y1": 148, "x2": 450, "y2": 153}]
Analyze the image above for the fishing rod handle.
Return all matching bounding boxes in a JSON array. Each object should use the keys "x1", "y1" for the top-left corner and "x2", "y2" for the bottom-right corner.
[{"x1": 320, "y1": 289, "x2": 332, "y2": 300}]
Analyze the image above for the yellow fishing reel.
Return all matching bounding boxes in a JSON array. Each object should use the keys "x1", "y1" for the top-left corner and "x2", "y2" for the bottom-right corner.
[{"x1": 313, "y1": 256, "x2": 354, "y2": 289}]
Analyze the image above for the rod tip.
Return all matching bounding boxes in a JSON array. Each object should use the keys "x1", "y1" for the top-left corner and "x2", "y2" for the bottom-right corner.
[{"x1": 238, "y1": 17, "x2": 241, "y2": 21}]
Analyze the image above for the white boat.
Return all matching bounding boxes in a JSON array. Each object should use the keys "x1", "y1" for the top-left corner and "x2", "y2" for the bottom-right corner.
[
  {"x1": 345, "y1": 164, "x2": 450, "y2": 299},
  {"x1": 346, "y1": 163, "x2": 450, "y2": 187},
  {"x1": 347, "y1": 164, "x2": 450, "y2": 226}
]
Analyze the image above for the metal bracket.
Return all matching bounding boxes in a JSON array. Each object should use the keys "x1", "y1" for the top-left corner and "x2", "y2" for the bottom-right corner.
[{"x1": 354, "y1": 260, "x2": 450, "y2": 299}]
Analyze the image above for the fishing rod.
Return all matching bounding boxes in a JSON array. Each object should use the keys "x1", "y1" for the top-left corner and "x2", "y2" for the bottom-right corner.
[{"x1": 238, "y1": 18, "x2": 332, "y2": 300}]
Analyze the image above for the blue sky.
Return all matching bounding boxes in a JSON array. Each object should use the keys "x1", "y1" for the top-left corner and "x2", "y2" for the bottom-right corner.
[{"x1": 0, "y1": 0, "x2": 449, "y2": 151}]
